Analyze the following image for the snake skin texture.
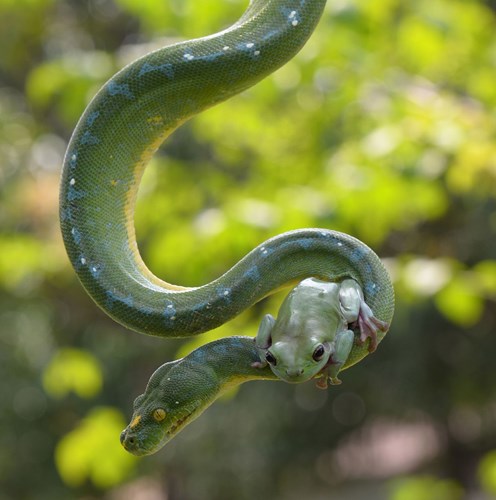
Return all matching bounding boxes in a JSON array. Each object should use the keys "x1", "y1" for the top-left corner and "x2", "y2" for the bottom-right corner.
[{"x1": 60, "y1": 0, "x2": 394, "y2": 455}]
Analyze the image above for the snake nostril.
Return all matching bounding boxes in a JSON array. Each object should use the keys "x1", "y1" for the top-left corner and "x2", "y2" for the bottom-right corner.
[{"x1": 120, "y1": 429, "x2": 137, "y2": 448}]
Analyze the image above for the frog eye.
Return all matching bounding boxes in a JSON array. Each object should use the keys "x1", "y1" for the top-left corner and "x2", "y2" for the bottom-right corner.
[
  {"x1": 152, "y1": 408, "x2": 167, "y2": 422},
  {"x1": 265, "y1": 351, "x2": 277, "y2": 366},
  {"x1": 312, "y1": 344, "x2": 326, "y2": 362}
]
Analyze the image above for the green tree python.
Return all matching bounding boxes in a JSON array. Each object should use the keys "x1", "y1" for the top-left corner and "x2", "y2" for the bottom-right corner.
[{"x1": 60, "y1": 0, "x2": 394, "y2": 456}]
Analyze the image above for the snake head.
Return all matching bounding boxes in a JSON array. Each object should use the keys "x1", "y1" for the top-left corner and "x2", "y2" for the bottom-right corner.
[{"x1": 120, "y1": 358, "x2": 218, "y2": 456}]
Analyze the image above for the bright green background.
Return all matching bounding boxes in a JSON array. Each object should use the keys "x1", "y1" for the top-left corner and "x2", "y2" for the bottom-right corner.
[{"x1": 1, "y1": 0, "x2": 496, "y2": 498}]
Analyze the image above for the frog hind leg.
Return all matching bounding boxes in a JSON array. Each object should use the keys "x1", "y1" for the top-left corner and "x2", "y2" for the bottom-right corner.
[
  {"x1": 339, "y1": 279, "x2": 389, "y2": 353},
  {"x1": 357, "y1": 301, "x2": 389, "y2": 353}
]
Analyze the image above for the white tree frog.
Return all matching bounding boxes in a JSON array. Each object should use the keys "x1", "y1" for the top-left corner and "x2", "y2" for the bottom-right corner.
[{"x1": 254, "y1": 277, "x2": 388, "y2": 388}]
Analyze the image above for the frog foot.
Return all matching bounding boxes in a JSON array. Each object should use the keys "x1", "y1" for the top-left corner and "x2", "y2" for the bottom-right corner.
[
  {"x1": 357, "y1": 302, "x2": 389, "y2": 353},
  {"x1": 315, "y1": 376, "x2": 329, "y2": 389},
  {"x1": 315, "y1": 359, "x2": 344, "y2": 389},
  {"x1": 315, "y1": 374, "x2": 343, "y2": 389}
]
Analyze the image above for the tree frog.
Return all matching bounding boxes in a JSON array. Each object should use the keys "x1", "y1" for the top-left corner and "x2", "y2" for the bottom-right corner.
[{"x1": 254, "y1": 277, "x2": 388, "y2": 388}]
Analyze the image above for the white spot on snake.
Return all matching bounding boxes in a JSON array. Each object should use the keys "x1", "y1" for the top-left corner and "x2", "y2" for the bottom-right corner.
[
  {"x1": 254, "y1": 50, "x2": 261, "y2": 56},
  {"x1": 288, "y1": 10, "x2": 300, "y2": 26},
  {"x1": 246, "y1": 43, "x2": 254, "y2": 48},
  {"x1": 70, "y1": 178, "x2": 76, "y2": 186},
  {"x1": 260, "y1": 245, "x2": 270, "y2": 256},
  {"x1": 90, "y1": 265, "x2": 103, "y2": 278},
  {"x1": 71, "y1": 154, "x2": 77, "y2": 162},
  {"x1": 80, "y1": 257, "x2": 86, "y2": 265},
  {"x1": 216, "y1": 287, "x2": 232, "y2": 299},
  {"x1": 175, "y1": 401, "x2": 179, "y2": 405},
  {"x1": 163, "y1": 301, "x2": 177, "y2": 322},
  {"x1": 184, "y1": 53, "x2": 195, "y2": 61},
  {"x1": 71, "y1": 227, "x2": 82, "y2": 245},
  {"x1": 223, "y1": 46, "x2": 230, "y2": 51},
  {"x1": 365, "y1": 281, "x2": 379, "y2": 297}
]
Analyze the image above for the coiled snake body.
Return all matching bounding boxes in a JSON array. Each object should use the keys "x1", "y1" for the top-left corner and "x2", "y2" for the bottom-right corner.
[{"x1": 60, "y1": 0, "x2": 394, "y2": 455}]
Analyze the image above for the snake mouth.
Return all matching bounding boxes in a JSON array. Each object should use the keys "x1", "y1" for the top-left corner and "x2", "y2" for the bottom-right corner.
[
  {"x1": 166, "y1": 399, "x2": 204, "y2": 438},
  {"x1": 166, "y1": 410, "x2": 195, "y2": 437},
  {"x1": 121, "y1": 403, "x2": 203, "y2": 456}
]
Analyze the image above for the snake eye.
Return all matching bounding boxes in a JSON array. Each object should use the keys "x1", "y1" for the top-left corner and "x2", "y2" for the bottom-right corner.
[
  {"x1": 153, "y1": 408, "x2": 166, "y2": 422},
  {"x1": 265, "y1": 351, "x2": 277, "y2": 366},
  {"x1": 312, "y1": 344, "x2": 326, "y2": 362}
]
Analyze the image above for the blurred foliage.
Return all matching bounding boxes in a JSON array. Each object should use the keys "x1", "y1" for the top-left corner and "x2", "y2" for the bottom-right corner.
[
  {"x1": 43, "y1": 348, "x2": 103, "y2": 399},
  {"x1": 1, "y1": 0, "x2": 496, "y2": 498},
  {"x1": 390, "y1": 475, "x2": 464, "y2": 500},
  {"x1": 55, "y1": 407, "x2": 138, "y2": 488},
  {"x1": 479, "y1": 450, "x2": 496, "y2": 495}
]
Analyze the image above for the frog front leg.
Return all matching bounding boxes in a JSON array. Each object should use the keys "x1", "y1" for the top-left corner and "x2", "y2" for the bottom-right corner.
[
  {"x1": 316, "y1": 328, "x2": 354, "y2": 389},
  {"x1": 252, "y1": 314, "x2": 275, "y2": 368},
  {"x1": 338, "y1": 278, "x2": 389, "y2": 353}
]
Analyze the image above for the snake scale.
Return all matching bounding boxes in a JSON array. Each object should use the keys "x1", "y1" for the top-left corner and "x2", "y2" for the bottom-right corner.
[{"x1": 60, "y1": 0, "x2": 394, "y2": 455}]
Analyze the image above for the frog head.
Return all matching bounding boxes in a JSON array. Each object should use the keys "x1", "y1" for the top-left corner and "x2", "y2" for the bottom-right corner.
[{"x1": 263, "y1": 337, "x2": 332, "y2": 383}]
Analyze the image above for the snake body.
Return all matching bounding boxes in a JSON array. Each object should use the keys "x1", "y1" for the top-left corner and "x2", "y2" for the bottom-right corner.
[
  {"x1": 120, "y1": 336, "x2": 278, "y2": 456},
  {"x1": 60, "y1": 0, "x2": 394, "y2": 455}
]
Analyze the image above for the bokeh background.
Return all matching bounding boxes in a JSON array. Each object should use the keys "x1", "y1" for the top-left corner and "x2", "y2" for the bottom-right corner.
[{"x1": 1, "y1": 0, "x2": 496, "y2": 498}]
